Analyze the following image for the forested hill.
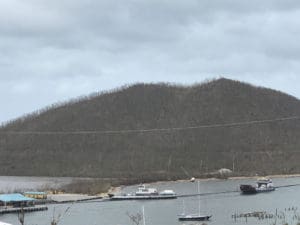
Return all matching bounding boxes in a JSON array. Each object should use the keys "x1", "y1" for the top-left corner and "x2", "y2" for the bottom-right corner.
[{"x1": 1, "y1": 78, "x2": 300, "y2": 180}]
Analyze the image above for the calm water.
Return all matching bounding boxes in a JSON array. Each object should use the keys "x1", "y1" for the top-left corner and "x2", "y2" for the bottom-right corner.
[{"x1": 1, "y1": 176, "x2": 300, "y2": 225}]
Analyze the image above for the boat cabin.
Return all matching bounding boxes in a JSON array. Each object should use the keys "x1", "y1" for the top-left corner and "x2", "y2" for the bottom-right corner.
[
  {"x1": 256, "y1": 178, "x2": 274, "y2": 189},
  {"x1": 135, "y1": 185, "x2": 158, "y2": 196}
]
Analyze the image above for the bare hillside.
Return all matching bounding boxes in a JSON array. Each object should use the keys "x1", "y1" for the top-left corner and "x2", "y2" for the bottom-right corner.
[{"x1": 1, "y1": 78, "x2": 300, "y2": 180}]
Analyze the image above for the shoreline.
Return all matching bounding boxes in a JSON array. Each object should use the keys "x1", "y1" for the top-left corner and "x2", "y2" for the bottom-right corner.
[
  {"x1": 123, "y1": 173, "x2": 300, "y2": 188},
  {"x1": 108, "y1": 173, "x2": 300, "y2": 194},
  {"x1": 2, "y1": 173, "x2": 300, "y2": 196},
  {"x1": 28, "y1": 173, "x2": 300, "y2": 203}
]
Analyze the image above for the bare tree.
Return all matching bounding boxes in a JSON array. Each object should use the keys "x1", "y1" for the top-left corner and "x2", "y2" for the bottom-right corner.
[
  {"x1": 126, "y1": 211, "x2": 142, "y2": 225},
  {"x1": 51, "y1": 206, "x2": 71, "y2": 225},
  {"x1": 18, "y1": 207, "x2": 24, "y2": 225}
]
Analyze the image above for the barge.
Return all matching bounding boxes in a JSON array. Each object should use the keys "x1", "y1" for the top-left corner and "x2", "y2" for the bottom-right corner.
[{"x1": 109, "y1": 184, "x2": 177, "y2": 201}]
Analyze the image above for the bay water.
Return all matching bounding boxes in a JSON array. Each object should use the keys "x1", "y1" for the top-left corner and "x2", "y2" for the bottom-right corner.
[{"x1": 1, "y1": 176, "x2": 300, "y2": 225}]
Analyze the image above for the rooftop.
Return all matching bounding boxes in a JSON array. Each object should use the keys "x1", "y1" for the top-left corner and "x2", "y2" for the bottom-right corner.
[{"x1": 0, "y1": 193, "x2": 34, "y2": 202}]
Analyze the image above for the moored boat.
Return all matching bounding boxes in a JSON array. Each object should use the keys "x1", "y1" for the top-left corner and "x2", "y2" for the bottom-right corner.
[
  {"x1": 109, "y1": 194, "x2": 177, "y2": 200},
  {"x1": 109, "y1": 184, "x2": 177, "y2": 201},
  {"x1": 159, "y1": 189, "x2": 176, "y2": 196},
  {"x1": 177, "y1": 181, "x2": 211, "y2": 221},
  {"x1": 240, "y1": 177, "x2": 275, "y2": 194}
]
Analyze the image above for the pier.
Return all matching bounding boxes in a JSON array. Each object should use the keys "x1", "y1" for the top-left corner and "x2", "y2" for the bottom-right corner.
[{"x1": 0, "y1": 206, "x2": 48, "y2": 214}]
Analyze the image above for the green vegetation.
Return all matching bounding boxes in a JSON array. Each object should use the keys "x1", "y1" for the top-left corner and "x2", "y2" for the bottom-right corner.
[{"x1": 1, "y1": 78, "x2": 300, "y2": 181}]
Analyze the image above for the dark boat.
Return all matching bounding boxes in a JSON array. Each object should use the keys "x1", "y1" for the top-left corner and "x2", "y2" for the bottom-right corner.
[
  {"x1": 240, "y1": 177, "x2": 275, "y2": 194},
  {"x1": 240, "y1": 184, "x2": 257, "y2": 194}
]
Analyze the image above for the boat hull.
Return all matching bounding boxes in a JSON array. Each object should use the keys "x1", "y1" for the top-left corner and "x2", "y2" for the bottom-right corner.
[
  {"x1": 256, "y1": 187, "x2": 275, "y2": 193},
  {"x1": 178, "y1": 215, "x2": 211, "y2": 221},
  {"x1": 109, "y1": 195, "x2": 177, "y2": 201},
  {"x1": 240, "y1": 185, "x2": 275, "y2": 194},
  {"x1": 240, "y1": 185, "x2": 257, "y2": 194}
]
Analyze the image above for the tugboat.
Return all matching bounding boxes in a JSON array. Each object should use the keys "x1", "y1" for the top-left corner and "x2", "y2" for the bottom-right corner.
[{"x1": 240, "y1": 177, "x2": 275, "y2": 194}]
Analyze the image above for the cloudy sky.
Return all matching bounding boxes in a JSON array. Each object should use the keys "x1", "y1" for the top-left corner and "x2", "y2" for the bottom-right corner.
[{"x1": 1, "y1": 0, "x2": 300, "y2": 124}]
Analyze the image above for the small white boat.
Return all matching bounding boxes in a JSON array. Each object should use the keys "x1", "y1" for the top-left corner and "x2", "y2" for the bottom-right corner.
[{"x1": 159, "y1": 190, "x2": 176, "y2": 196}]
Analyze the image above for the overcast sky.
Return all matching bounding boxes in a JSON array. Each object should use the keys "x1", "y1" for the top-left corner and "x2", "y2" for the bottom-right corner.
[{"x1": 1, "y1": 0, "x2": 300, "y2": 124}]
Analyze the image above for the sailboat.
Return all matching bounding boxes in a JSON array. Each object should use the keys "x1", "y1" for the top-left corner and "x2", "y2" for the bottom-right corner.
[{"x1": 178, "y1": 180, "x2": 212, "y2": 221}]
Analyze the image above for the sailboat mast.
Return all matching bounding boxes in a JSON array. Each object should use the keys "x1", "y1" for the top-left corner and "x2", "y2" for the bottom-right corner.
[
  {"x1": 142, "y1": 205, "x2": 146, "y2": 225},
  {"x1": 197, "y1": 180, "x2": 200, "y2": 216}
]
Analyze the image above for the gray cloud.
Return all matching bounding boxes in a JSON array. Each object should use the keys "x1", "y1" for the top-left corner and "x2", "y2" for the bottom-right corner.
[{"x1": 1, "y1": 0, "x2": 300, "y2": 123}]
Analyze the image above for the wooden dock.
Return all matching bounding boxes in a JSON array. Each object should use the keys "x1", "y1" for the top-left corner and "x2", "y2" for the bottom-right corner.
[{"x1": 0, "y1": 206, "x2": 48, "y2": 214}]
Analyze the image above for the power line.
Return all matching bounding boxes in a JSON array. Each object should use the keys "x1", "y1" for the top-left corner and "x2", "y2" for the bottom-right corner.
[{"x1": 0, "y1": 116, "x2": 299, "y2": 135}]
